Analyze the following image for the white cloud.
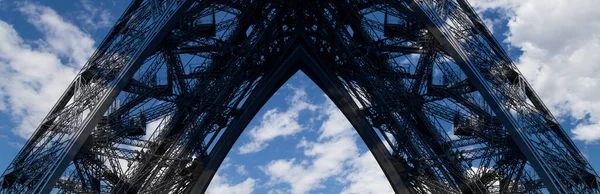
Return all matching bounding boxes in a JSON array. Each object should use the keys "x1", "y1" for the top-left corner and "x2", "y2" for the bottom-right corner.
[
  {"x1": 470, "y1": 0, "x2": 600, "y2": 143},
  {"x1": 143, "y1": 116, "x2": 168, "y2": 140},
  {"x1": 18, "y1": 2, "x2": 96, "y2": 65},
  {"x1": 238, "y1": 88, "x2": 317, "y2": 154},
  {"x1": 7, "y1": 142, "x2": 24, "y2": 149},
  {"x1": 206, "y1": 174, "x2": 256, "y2": 194},
  {"x1": 267, "y1": 189, "x2": 286, "y2": 194},
  {"x1": 261, "y1": 98, "x2": 392, "y2": 194},
  {"x1": 235, "y1": 164, "x2": 248, "y2": 176},
  {"x1": 339, "y1": 152, "x2": 394, "y2": 194},
  {"x1": 316, "y1": 99, "x2": 354, "y2": 140},
  {"x1": 75, "y1": 0, "x2": 113, "y2": 31},
  {"x1": 0, "y1": 2, "x2": 95, "y2": 138},
  {"x1": 206, "y1": 158, "x2": 256, "y2": 194}
]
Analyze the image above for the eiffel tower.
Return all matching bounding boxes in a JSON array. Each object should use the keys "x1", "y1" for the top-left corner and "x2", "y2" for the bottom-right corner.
[{"x1": 1, "y1": 0, "x2": 598, "y2": 193}]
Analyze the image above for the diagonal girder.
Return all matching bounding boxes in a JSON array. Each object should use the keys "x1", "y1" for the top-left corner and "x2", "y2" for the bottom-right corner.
[
  {"x1": 1, "y1": 1, "x2": 196, "y2": 193},
  {"x1": 1, "y1": 0, "x2": 598, "y2": 194},
  {"x1": 408, "y1": 0, "x2": 599, "y2": 192}
]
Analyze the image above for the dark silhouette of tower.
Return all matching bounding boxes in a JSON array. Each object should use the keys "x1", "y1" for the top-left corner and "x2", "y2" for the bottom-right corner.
[{"x1": 1, "y1": 0, "x2": 598, "y2": 193}]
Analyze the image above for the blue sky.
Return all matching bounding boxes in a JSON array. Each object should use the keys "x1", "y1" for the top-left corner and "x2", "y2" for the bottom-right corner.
[{"x1": 0, "y1": 0, "x2": 599, "y2": 193}]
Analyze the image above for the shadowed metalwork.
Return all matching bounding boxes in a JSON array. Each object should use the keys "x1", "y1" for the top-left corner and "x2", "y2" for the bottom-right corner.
[{"x1": 1, "y1": 0, "x2": 598, "y2": 193}]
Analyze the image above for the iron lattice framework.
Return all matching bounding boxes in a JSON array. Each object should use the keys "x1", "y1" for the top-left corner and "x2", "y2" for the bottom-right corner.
[{"x1": 1, "y1": 0, "x2": 598, "y2": 193}]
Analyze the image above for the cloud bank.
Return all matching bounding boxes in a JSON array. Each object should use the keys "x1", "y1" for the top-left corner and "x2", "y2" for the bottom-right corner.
[
  {"x1": 0, "y1": 2, "x2": 95, "y2": 138},
  {"x1": 471, "y1": 0, "x2": 600, "y2": 143}
]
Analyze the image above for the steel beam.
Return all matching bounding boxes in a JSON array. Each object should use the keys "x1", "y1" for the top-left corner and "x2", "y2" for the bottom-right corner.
[
  {"x1": 37, "y1": 1, "x2": 196, "y2": 193},
  {"x1": 185, "y1": 47, "x2": 303, "y2": 194},
  {"x1": 2, "y1": 1, "x2": 598, "y2": 193},
  {"x1": 298, "y1": 47, "x2": 415, "y2": 194},
  {"x1": 407, "y1": 1, "x2": 569, "y2": 193}
]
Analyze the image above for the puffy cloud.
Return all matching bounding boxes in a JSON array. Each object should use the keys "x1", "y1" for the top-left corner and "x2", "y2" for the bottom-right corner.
[
  {"x1": 75, "y1": 0, "x2": 113, "y2": 31},
  {"x1": 238, "y1": 88, "x2": 317, "y2": 154},
  {"x1": 261, "y1": 129, "x2": 357, "y2": 193},
  {"x1": 235, "y1": 164, "x2": 248, "y2": 176},
  {"x1": 261, "y1": 98, "x2": 392, "y2": 194},
  {"x1": 206, "y1": 174, "x2": 256, "y2": 194},
  {"x1": 470, "y1": 0, "x2": 600, "y2": 143},
  {"x1": 339, "y1": 152, "x2": 394, "y2": 194},
  {"x1": 316, "y1": 99, "x2": 354, "y2": 140},
  {"x1": 206, "y1": 158, "x2": 257, "y2": 194},
  {"x1": 18, "y1": 2, "x2": 96, "y2": 65},
  {"x1": 0, "y1": 2, "x2": 95, "y2": 138}
]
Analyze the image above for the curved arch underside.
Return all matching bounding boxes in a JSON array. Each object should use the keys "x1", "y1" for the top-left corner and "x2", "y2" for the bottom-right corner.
[
  {"x1": 187, "y1": 46, "x2": 415, "y2": 193},
  {"x1": 1, "y1": 0, "x2": 598, "y2": 194}
]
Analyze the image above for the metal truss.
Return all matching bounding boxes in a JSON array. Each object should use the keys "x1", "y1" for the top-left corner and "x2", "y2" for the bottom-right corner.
[{"x1": 1, "y1": 0, "x2": 598, "y2": 193}]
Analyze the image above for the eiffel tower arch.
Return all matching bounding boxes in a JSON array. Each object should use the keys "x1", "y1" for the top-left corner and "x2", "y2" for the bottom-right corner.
[{"x1": 1, "y1": 0, "x2": 599, "y2": 193}]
